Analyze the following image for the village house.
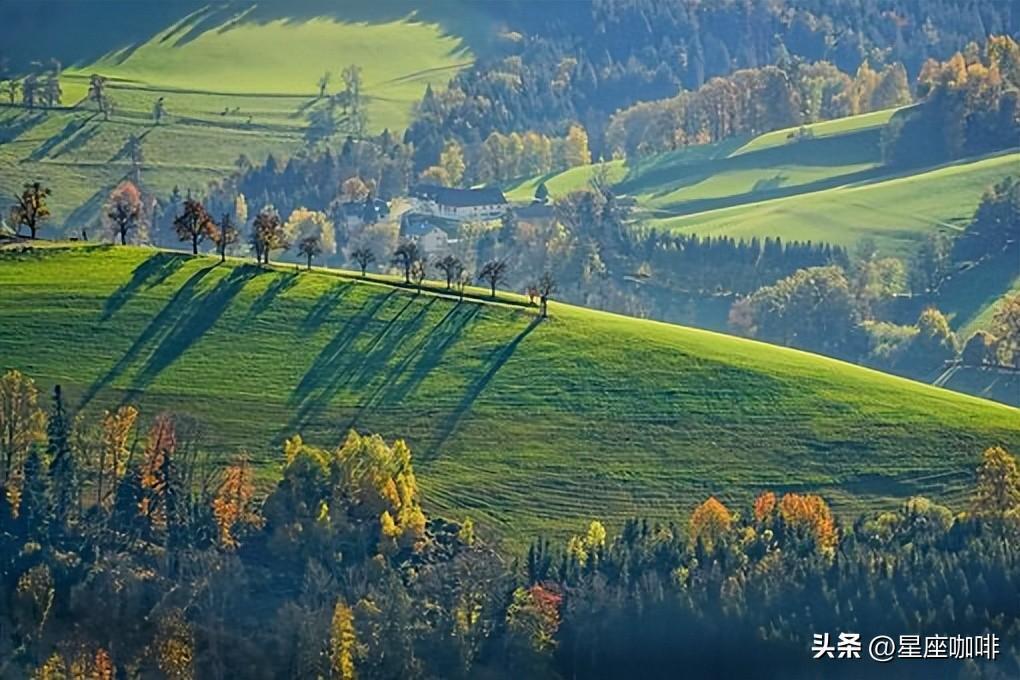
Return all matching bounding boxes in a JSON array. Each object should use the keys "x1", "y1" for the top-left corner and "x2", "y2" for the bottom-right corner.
[
  {"x1": 400, "y1": 215, "x2": 458, "y2": 257},
  {"x1": 408, "y1": 184, "x2": 509, "y2": 222}
]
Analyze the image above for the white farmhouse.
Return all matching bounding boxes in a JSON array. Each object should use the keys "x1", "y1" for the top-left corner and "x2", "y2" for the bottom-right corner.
[{"x1": 409, "y1": 184, "x2": 508, "y2": 222}]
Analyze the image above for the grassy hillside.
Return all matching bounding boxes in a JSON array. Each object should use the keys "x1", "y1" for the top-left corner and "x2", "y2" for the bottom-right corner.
[
  {"x1": 504, "y1": 105, "x2": 904, "y2": 204},
  {"x1": 506, "y1": 106, "x2": 1018, "y2": 259},
  {"x1": 647, "y1": 151, "x2": 1019, "y2": 256},
  {"x1": 0, "y1": 4, "x2": 486, "y2": 227},
  {"x1": 1, "y1": 245, "x2": 1017, "y2": 542}
]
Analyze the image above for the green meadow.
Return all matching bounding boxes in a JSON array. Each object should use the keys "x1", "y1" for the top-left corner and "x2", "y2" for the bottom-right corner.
[
  {"x1": 1, "y1": 245, "x2": 1017, "y2": 543},
  {"x1": 507, "y1": 106, "x2": 1017, "y2": 258},
  {"x1": 0, "y1": 6, "x2": 484, "y2": 227}
]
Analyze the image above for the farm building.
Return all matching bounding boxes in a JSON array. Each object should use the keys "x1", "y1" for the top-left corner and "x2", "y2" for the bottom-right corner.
[{"x1": 409, "y1": 184, "x2": 509, "y2": 222}]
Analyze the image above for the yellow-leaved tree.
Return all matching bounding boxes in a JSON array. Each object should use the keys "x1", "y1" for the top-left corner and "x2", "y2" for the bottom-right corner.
[
  {"x1": 154, "y1": 610, "x2": 194, "y2": 680},
  {"x1": 562, "y1": 124, "x2": 591, "y2": 168},
  {"x1": 97, "y1": 404, "x2": 138, "y2": 508},
  {"x1": 330, "y1": 599, "x2": 358, "y2": 680},
  {"x1": 0, "y1": 369, "x2": 46, "y2": 487},
  {"x1": 334, "y1": 431, "x2": 425, "y2": 551},
  {"x1": 264, "y1": 431, "x2": 428, "y2": 562},
  {"x1": 972, "y1": 446, "x2": 1020, "y2": 522},
  {"x1": 689, "y1": 496, "x2": 734, "y2": 549}
]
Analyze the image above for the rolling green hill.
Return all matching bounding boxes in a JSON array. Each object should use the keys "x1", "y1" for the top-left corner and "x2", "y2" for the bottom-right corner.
[
  {"x1": 646, "y1": 151, "x2": 1019, "y2": 255},
  {"x1": 508, "y1": 106, "x2": 1018, "y2": 257},
  {"x1": 505, "y1": 107, "x2": 1019, "y2": 346},
  {"x1": 2, "y1": 245, "x2": 1017, "y2": 542},
  {"x1": 504, "y1": 107, "x2": 901, "y2": 205},
  {"x1": 0, "y1": 4, "x2": 487, "y2": 227}
]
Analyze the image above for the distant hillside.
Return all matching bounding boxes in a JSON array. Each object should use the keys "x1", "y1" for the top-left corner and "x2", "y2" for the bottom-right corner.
[
  {"x1": 0, "y1": 2, "x2": 490, "y2": 226},
  {"x1": 507, "y1": 107, "x2": 1019, "y2": 256},
  {"x1": 505, "y1": 109, "x2": 1020, "y2": 348},
  {"x1": 1, "y1": 245, "x2": 1016, "y2": 541}
]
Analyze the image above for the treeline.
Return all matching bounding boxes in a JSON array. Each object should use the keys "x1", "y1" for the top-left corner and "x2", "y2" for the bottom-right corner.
[
  {"x1": 607, "y1": 59, "x2": 910, "y2": 158},
  {"x1": 536, "y1": 447, "x2": 1020, "y2": 678},
  {"x1": 403, "y1": 0, "x2": 1016, "y2": 169},
  {"x1": 884, "y1": 35, "x2": 1020, "y2": 166},
  {"x1": 208, "y1": 131, "x2": 413, "y2": 216},
  {"x1": 2, "y1": 368, "x2": 1019, "y2": 678},
  {"x1": 418, "y1": 121, "x2": 592, "y2": 187},
  {"x1": 458, "y1": 186, "x2": 847, "y2": 321}
]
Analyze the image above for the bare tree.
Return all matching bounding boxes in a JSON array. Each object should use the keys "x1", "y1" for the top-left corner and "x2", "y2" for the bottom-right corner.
[
  {"x1": 456, "y1": 270, "x2": 472, "y2": 301},
  {"x1": 317, "y1": 71, "x2": 332, "y2": 98},
  {"x1": 2, "y1": 79, "x2": 20, "y2": 105},
  {"x1": 410, "y1": 259, "x2": 427, "y2": 293},
  {"x1": 434, "y1": 254, "x2": 464, "y2": 290},
  {"x1": 215, "y1": 212, "x2": 239, "y2": 262},
  {"x1": 538, "y1": 271, "x2": 557, "y2": 317},
  {"x1": 152, "y1": 96, "x2": 167, "y2": 125},
  {"x1": 351, "y1": 246, "x2": 375, "y2": 277},
  {"x1": 478, "y1": 260, "x2": 509, "y2": 299},
  {"x1": 391, "y1": 240, "x2": 422, "y2": 284}
]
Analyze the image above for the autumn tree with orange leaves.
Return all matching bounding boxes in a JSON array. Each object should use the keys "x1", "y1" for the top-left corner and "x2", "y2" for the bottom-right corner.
[
  {"x1": 778, "y1": 492, "x2": 838, "y2": 557},
  {"x1": 139, "y1": 413, "x2": 177, "y2": 541},
  {"x1": 211, "y1": 454, "x2": 262, "y2": 549}
]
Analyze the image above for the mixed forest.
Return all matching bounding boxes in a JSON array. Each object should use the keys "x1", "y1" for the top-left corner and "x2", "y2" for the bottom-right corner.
[
  {"x1": 1, "y1": 369, "x2": 1020, "y2": 678},
  {"x1": 1, "y1": 2, "x2": 1020, "y2": 677}
]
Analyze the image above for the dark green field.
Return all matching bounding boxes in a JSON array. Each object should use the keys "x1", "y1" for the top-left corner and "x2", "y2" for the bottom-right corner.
[{"x1": 1, "y1": 245, "x2": 1018, "y2": 542}]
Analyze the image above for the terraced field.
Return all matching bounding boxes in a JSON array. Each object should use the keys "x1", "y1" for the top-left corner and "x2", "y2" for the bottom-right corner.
[{"x1": 1, "y1": 245, "x2": 1017, "y2": 543}]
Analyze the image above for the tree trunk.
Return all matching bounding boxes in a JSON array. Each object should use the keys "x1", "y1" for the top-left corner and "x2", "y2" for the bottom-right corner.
[
  {"x1": 192, "y1": 234, "x2": 199, "y2": 254},
  {"x1": 120, "y1": 228, "x2": 127, "y2": 245},
  {"x1": 490, "y1": 282, "x2": 496, "y2": 298},
  {"x1": 306, "y1": 254, "x2": 312, "y2": 270}
]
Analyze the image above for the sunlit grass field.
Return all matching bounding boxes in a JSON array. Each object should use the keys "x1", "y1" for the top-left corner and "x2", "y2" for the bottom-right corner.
[
  {"x1": 1, "y1": 245, "x2": 1017, "y2": 543},
  {"x1": 0, "y1": 6, "x2": 482, "y2": 227}
]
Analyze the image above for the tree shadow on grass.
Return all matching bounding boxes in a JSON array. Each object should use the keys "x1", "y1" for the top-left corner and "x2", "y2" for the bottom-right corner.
[
  {"x1": 0, "y1": 111, "x2": 46, "y2": 144},
  {"x1": 300, "y1": 280, "x2": 355, "y2": 333},
  {"x1": 81, "y1": 264, "x2": 219, "y2": 407},
  {"x1": 380, "y1": 302, "x2": 481, "y2": 404},
  {"x1": 245, "y1": 270, "x2": 300, "y2": 321},
  {"x1": 345, "y1": 296, "x2": 436, "y2": 392},
  {"x1": 426, "y1": 315, "x2": 541, "y2": 457},
  {"x1": 101, "y1": 251, "x2": 187, "y2": 320},
  {"x1": 285, "y1": 290, "x2": 399, "y2": 429},
  {"x1": 347, "y1": 302, "x2": 481, "y2": 429},
  {"x1": 26, "y1": 116, "x2": 95, "y2": 161},
  {"x1": 284, "y1": 293, "x2": 447, "y2": 437},
  {"x1": 127, "y1": 266, "x2": 257, "y2": 396}
]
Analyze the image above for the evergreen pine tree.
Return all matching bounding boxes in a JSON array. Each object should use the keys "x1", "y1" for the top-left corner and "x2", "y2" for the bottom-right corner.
[
  {"x1": 20, "y1": 446, "x2": 51, "y2": 542},
  {"x1": 47, "y1": 385, "x2": 75, "y2": 537}
]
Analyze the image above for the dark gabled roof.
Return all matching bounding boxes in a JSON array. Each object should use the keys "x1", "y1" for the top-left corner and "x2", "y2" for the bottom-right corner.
[{"x1": 411, "y1": 184, "x2": 507, "y2": 207}]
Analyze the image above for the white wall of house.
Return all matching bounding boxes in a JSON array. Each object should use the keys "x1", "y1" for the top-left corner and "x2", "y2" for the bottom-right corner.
[{"x1": 409, "y1": 197, "x2": 507, "y2": 222}]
